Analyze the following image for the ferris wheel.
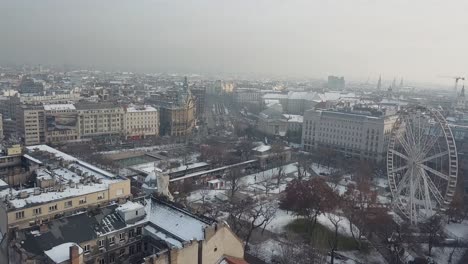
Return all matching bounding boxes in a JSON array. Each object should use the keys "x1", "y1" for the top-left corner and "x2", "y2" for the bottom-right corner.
[{"x1": 387, "y1": 106, "x2": 458, "y2": 225}]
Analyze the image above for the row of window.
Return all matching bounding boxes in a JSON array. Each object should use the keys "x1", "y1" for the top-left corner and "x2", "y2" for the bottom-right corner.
[
  {"x1": 83, "y1": 227, "x2": 143, "y2": 254},
  {"x1": 15, "y1": 194, "x2": 105, "y2": 219}
]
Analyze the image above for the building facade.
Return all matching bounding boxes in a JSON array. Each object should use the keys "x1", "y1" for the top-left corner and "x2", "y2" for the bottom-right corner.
[
  {"x1": 75, "y1": 102, "x2": 125, "y2": 140},
  {"x1": 10, "y1": 198, "x2": 246, "y2": 264},
  {"x1": 0, "y1": 145, "x2": 132, "y2": 263},
  {"x1": 17, "y1": 105, "x2": 45, "y2": 145},
  {"x1": 124, "y1": 105, "x2": 159, "y2": 139},
  {"x1": 192, "y1": 87, "x2": 206, "y2": 121},
  {"x1": 159, "y1": 79, "x2": 196, "y2": 137},
  {"x1": 302, "y1": 109, "x2": 397, "y2": 162}
]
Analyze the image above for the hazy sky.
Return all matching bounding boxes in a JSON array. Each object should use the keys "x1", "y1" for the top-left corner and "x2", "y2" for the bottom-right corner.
[{"x1": 1, "y1": 0, "x2": 468, "y2": 84}]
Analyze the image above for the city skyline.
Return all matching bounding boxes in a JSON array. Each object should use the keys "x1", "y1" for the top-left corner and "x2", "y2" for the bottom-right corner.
[{"x1": 1, "y1": 0, "x2": 468, "y2": 85}]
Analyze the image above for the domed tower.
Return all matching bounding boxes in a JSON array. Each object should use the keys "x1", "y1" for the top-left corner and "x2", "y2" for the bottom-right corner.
[{"x1": 142, "y1": 166, "x2": 173, "y2": 201}]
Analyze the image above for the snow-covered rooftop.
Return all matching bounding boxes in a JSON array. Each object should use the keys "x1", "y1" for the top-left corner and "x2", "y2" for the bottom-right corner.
[
  {"x1": 117, "y1": 201, "x2": 144, "y2": 213},
  {"x1": 44, "y1": 242, "x2": 82, "y2": 263},
  {"x1": 0, "y1": 145, "x2": 125, "y2": 209},
  {"x1": 283, "y1": 114, "x2": 303, "y2": 123},
  {"x1": 148, "y1": 200, "x2": 209, "y2": 241},
  {"x1": 253, "y1": 144, "x2": 271, "y2": 153},
  {"x1": 43, "y1": 104, "x2": 76, "y2": 111},
  {"x1": 144, "y1": 225, "x2": 184, "y2": 249},
  {"x1": 126, "y1": 105, "x2": 158, "y2": 113}
]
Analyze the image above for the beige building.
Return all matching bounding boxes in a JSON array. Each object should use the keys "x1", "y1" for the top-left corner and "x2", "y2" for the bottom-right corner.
[
  {"x1": 11, "y1": 197, "x2": 246, "y2": 264},
  {"x1": 17, "y1": 103, "x2": 165, "y2": 145},
  {"x1": 302, "y1": 109, "x2": 397, "y2": 162},
  {"x1": 17, "y1": 104, "x2": 45, "y2": 145},
  {"x1": 158, "y1": 81, "x2": 197, "y2": 138},
  {"x1": 124, "y1": 105, "x2": 159, "y2": 139},
  {"x1": 75, "y1": 102, "x2": 125, "y2": 140},
  {"x1": 0, "y1": 145, "x2": 131, "y2": 264},
  {"x1": 43, "y1": 104, "x2": 80, "y2": 143}
]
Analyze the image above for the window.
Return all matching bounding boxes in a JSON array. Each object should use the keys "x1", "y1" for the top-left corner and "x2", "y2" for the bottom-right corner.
[
  {"x1": 98, "y1": 258, "x2": 105, "y2": 264},
  {"x1": 83, "y1": 244, "x2": 90, "y2": 253},
  {"x1": 135, "y1": 210, "x2": 138, "y2": 216},
  {"x1": 129, "y1": 245, "x2": 135, "y2": 255},
  {"x1": 109, "y1": 236, "x2": 115, "y2": 245},
  {"x1": 119, "y1": 248, "x2": 125, "y2": 257},
  {"x1": 119, "y1": 233, "x2": 125, "y2": 241},
  {"x1": 136, "y1": 227, "x2": 142, "y2": 236},
  {"x1": 64, "y1": 201, "x2": 72, "y2": 208},
  {"x1": 116, "y1": 188, "x2": 123, "y2": 196},
  {"x1": 128, "y1": 229, "x2": 135, "y2": 238},
  {"x1": 33, "y1": 208, "x2": 42, "y2": 215},
  {"x1": 15, "y1": 211, "x2": 25, "y2": 219},
  {"x1": 97, "y1": 192, "x2": 105, "y2": 200},
  {"x1": 98, "y1": 239, "x2": 105, "y2": 248},
  {"x1": 49, "y1": 205, "x2": 57, "y2": 212},
  {"x1": 136, "y1": 243, "x2": 142, "y2": 253},
  {"x1": 109, "y1": 254, "x2": 116, "y2": 263},
  {"x1": 79, "y1": 197, "x2": 87, "y2": 205}
]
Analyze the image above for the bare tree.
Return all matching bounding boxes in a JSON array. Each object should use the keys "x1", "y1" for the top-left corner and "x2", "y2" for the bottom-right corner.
[
  {"x1": 447, "y1": 190, "x2": 464, "y2": 223},
  {"x1": 326, "y1": 212, "x2": 344, "y2": 264},
  {"x1": 237, "y1": 139, "x2": 253, "y2": 161},
  {"x1": 271, "y1": 143, "x2": 287, "y2": 188},
  {"x1": 244, "y1": 200, "x2": 277, "y2": 249},
  {"x1": 342, "y1": 172, "x2": 377, "y2": 250},
  {"x1": 225, "y1": 167, "x2": 243, "y2": 198},
  {"x1": 199, "y1": 187, "x2": 210, "y2": 206},
  {"x1": 422, "y1": 214, "x2": 444, "y2": 256},
  {"x1": 295, "y1": 152, "x2": 311, "y2": 180}
]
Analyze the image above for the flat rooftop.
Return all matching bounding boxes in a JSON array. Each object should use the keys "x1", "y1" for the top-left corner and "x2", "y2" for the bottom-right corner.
[{"x1": 0, "y1": 145, "x2": 126, "y2": 210}]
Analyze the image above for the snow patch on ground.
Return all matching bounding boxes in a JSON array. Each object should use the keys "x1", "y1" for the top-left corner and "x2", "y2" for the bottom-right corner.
[
  {"x1": 445, "y1": 221, "x2": 468, "y2": 242},
  {"x1": 335, "y1": 249, "x2": 386, "y2": 264},
  {"x1": 186, "y1": 189, "x2": 227, "y2": 203},
  {"x1": 264, "y1": 208, "x2": 297, "y2": 234},
  {"x1": 249, "y1": 239, "x2": 281, "y2": 263}
]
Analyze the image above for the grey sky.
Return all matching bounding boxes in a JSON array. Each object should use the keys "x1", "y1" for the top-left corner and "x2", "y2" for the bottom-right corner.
[{"x1": 1, "y1": 0, "x2": 467, "y2": 83}]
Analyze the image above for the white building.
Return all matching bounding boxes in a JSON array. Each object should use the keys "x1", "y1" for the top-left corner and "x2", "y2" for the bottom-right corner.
[
  {"x1": 302, "y1": 109, "x2": 397, "y2": 162},
  {"x1": 124, "y1": 105, "x2": 159, "y2": 139},
  {"x1": 261, "y1": 91, "x2": 357, "y2": 115}
]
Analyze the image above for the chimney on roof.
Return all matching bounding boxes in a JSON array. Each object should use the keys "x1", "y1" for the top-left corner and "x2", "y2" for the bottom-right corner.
[
  {"x1": 39, "y1": 224, "x2": 48, "y2": 234},
  {"x1": 69, "y1": 245, "x2": 81, "y2": 264}
]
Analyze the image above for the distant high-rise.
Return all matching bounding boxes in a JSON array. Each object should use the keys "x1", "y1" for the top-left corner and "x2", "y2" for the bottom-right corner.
[
  {"x1": 377, "y1": 75, "x2": 382, "y2": 90},
  {"x1": 399, "y1": 78, "x2": 404, "y2": 88},
  {"x1": 327, "y1": 75, "x2": 345, "y2": 90},
  {"x1": 457, "y1": 85, "x2": 466, "y2": 109}
]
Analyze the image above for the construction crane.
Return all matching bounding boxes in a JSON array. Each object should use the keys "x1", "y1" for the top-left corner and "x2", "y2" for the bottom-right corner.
[{"x1": 439, "y1": 76, "x2": 465, "y2": 95}]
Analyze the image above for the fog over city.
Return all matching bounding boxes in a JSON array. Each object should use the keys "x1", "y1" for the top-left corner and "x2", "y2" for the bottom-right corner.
[{"x1": 1, "y1": 0, "x2": 468, "y2": 84}]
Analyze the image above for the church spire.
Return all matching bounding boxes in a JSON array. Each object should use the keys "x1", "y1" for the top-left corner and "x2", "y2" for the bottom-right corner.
[
  {"x1": 183, "y1": 76, "x2": 189, "y2": 91},
  {"x1": 377, "y1": 75, "x2": 382, "y2": 90}
]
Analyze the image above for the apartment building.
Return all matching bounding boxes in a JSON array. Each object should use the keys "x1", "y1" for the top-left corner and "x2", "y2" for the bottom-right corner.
[
  {"x1": 43, "y1": 104, "x2": 80, "y2": 143},
  {"x1": 124, "y1": 105, "x2": 159, "y2": 139},
  {"x1": 302, "y1": 109, "x2": 397, "y2": 162},
  {"x1": 11, "y1": 197, "x2": 246, "y2": 264},
  {"x1": 17, "y1": 104, "x2": 45, "y2": 145},
  {"x1": 0, "y1": 145, "x2": 131, "y2": 263},
  {"x1": 159, "y1": 101, "x2": 196, "y2": 137},
  {"x1": 17, "y1": 103, "x2": 162, "y2": 145},
  {"x1": 75, "y1": 102, "x2": 125, "y2": 140}
]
